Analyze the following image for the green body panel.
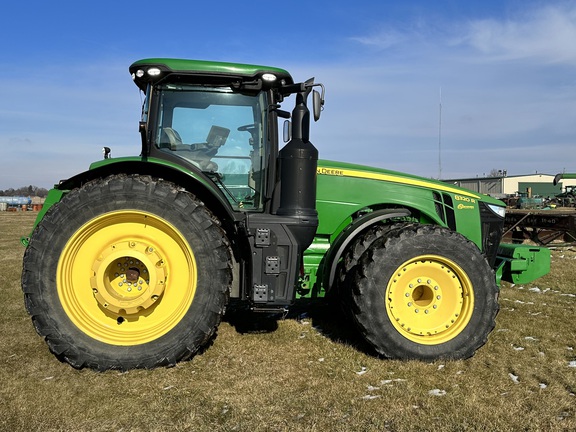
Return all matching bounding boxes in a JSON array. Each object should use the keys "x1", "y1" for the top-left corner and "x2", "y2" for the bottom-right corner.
[{"x1": 314, "y1": 159, "x2": 493, "y2": 246}]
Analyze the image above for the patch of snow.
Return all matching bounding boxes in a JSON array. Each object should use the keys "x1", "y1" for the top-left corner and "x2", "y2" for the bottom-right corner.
[
  {"x1": 539, "y1": 383, "x2": 548, "y2": 389},
  {"x1": 437, "y1": 364, "x2": 445, "y2": 370},
  {"x1": 380, "y1": 379, "x2": 406, "y2": 385},
  {"x1": 512, "y1": 346, "x2": 525, "y2": 351},
  {"x1": 361, "y1": 394, "x2": 380, "y2": 400},
  {"x1": 428, "y1": 389, "x2": 446, "y2": 396},
  {"x1": 528, "y1": 287, "x2": 541, "y2": 293},
  {"x1": 568, "y1": 361, "x2": 576, "y2": 368},
  {"x1": 367, "y1": 385, "x2": 380, "y2": 391},
  {"x1": 524, "y1": 337, "x2": 538, "y2": 341},
  {"x1": 509, "y1": 373, "x2": 520, "y2": 384},
  {"x1": 356, "y1": 367, "x2": 367, "y2": 375}
]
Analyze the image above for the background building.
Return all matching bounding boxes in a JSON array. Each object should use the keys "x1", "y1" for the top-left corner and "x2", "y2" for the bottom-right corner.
[{"x1": 444, "y1": 173, "x2": 576, "y2": 199}]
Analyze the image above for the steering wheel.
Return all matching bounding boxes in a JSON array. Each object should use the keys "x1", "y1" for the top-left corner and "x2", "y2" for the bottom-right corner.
[{"x1": 237, "y1": 124, "x2": 256, "y2": 133}]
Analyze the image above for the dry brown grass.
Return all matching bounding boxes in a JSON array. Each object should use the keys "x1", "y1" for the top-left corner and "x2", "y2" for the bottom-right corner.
[{"x1": 1, "y1": 212, "x2": 575, "y2": 431}]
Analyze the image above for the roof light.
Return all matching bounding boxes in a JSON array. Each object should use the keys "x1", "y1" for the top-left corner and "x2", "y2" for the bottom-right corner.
[
  {"x1": 135, "y1": 69, "x2": 145, "y2": 78},
  {"x1": 262, "y1": 73, "x2": 277, "y2": 82},
  {"x1": 147, "y1": 67, "x2": 161, "y2": 77}
]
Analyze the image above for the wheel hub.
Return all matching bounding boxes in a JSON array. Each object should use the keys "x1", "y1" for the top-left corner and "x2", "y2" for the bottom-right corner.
[
  {"x1": 90, "y1": 240, "x2": 167, "y2": 315},
  {"x1": 386, "y1": 256, "x2": 473, "y2": 344}
]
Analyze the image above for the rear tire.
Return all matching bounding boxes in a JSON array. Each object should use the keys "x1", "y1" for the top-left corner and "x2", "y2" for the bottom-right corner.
[
  {"x1": 339, "y1": 223, "x2": 499, "y2": 360},
  {"x1": 22, "y1": 175, "x2": 232, "y2": 370}
]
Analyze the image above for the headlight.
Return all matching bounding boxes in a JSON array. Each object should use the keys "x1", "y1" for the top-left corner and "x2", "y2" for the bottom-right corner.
[{"x1": 487, "y1": 204, "x2": 506, "y2": 218}]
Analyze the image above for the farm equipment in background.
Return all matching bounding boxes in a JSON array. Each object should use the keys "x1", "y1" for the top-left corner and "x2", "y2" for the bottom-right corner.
[
  {"x1": 21, "y1": 58, "x2": 550, "y2": 371},
  {"x1": 553, "y1": 186, "x2": 576, "y2": 207},
  {"x1": 502, "y1": 173, "x2": 576, "y2": 245}
]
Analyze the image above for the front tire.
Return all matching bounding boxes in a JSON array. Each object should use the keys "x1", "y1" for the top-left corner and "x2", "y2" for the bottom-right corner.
[
  {"x1": 339, "y1": 223, "x2": 499, "y2": 360},
  {"x1": 22, "y1": 175, "x2": 232, "y2": 370}
]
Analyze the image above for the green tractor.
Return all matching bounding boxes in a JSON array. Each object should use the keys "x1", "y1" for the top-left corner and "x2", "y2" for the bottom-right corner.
[{"x1": 21, "y1": 59, "x2": 550, "y2": 370}]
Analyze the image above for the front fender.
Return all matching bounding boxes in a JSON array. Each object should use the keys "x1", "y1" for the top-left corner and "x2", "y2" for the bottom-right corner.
[{"x1": 323, "y1": 208, "x2": 412, "y2": 290}]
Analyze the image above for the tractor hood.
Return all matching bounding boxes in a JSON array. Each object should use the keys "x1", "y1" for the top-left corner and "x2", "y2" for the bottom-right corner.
[{"x1": 317, "y1": 159, "x2": 505, "y2": 207}]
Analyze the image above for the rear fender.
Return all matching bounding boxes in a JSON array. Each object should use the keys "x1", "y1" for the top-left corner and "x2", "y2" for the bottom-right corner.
[{"x1": 22, "y1": 158, "x2": 238, "y2": 245}]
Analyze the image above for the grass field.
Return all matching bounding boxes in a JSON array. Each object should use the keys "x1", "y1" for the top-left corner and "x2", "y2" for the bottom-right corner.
[{"x1": 1, "y1": 212, "x2": 575, "y2": 431}]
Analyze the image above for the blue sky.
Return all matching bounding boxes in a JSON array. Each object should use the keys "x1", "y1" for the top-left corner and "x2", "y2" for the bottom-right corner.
[{"x1": 1, "y1": 0, "x2": 575, "y2": 189}]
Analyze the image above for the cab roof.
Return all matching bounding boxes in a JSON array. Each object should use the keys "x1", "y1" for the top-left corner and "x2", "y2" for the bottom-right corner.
[{"x1": 129, "y1": 58, "x2": 294, "y2": 92}]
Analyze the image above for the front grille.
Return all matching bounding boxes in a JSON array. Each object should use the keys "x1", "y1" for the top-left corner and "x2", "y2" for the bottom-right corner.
[
  {"x1": 479, "y1": 201, "x2": 504, "y2": 267},
  {"x1": 433, "y1": 192, "x2": 457, "y2": 231}
]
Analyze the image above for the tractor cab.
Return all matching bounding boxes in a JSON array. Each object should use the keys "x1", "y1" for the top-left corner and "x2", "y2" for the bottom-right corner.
[{"x1": 129, "y1": 59, "x2": 323, "y2": 213}]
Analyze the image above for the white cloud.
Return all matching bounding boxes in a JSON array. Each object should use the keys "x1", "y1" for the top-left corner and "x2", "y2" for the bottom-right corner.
[
  {"x1": 350, "y1": 30, "x2": 408, "y2": 50},
  {"x1": 460, "y1": 4, "x2": 576, "y2": 65}
]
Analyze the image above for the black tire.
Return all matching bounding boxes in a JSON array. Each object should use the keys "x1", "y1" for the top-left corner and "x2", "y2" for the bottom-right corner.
[
  {"x1": 22, "y1": 175, "x2": 232, "y2": 370},
  {"x1": 339, "y1": 223, "x2": 499, "y2": 360}
]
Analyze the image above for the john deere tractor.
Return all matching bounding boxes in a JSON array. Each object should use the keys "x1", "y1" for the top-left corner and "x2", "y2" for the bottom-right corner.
[{"x1": 21, "y1": 58, "x2": 550, "y2": 370}]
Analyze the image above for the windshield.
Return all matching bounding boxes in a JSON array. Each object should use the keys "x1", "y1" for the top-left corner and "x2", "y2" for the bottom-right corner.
[{"x1": 154, "y1": 85, "x2": 268, "y2": 210}]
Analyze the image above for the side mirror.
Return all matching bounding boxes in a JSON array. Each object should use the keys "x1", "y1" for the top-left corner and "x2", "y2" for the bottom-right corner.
[
  {"x1": 283, "y1": 120, "x2": 291, "y2": 143},
  {"x1": 312, "y1": 87, "x2": 325, "y2": 121}
]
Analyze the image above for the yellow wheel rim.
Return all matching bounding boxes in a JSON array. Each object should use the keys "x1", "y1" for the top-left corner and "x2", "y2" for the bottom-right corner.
[
  {"x1": 57, "y1": 210, "x2": 197, "y2": 345},
  {"x1": 385, "y1": 255, "x2": 474, "y2": 345}
]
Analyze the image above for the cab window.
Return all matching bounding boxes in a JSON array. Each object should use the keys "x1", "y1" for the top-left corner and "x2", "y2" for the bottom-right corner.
[{"x1": 154, "y1": 86, "x2": 267, "y2": 210}]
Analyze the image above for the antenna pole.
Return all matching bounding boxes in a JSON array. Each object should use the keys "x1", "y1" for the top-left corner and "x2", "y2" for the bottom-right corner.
[{"x1": 438, "y1": 87, "x2": 442, "y2": 180}]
